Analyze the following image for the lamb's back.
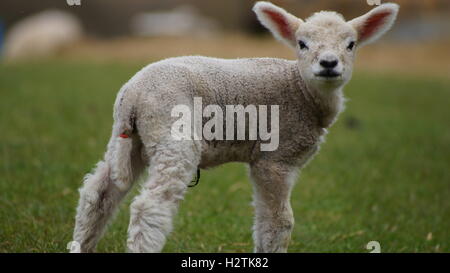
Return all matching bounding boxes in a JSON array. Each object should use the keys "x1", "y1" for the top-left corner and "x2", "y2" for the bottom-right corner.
[{"x1": 137, "y1": 56, "x2": 297, "y2": 106}]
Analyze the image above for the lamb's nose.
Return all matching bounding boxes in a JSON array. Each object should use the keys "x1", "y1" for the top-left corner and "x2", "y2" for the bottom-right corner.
[{"x1": 320, "y1": 59, "x2": 338, "y2": 69}]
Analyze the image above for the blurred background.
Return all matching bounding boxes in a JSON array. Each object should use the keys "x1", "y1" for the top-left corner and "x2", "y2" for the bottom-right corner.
[
  {"x1": 0, "y1": 0, "x2": 449, "y2": 252},
  {"x1": 0, "y1": 0, "x2": 449, "y2": 74}
]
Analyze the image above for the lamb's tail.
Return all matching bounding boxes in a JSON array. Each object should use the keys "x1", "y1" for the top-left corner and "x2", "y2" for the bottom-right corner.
[
  {"x1": 108, "y1": 85, "x2": 140, "y2": 190},
  {"x1": 73, "y1": 86, "x2": 143, "y2": 252}
]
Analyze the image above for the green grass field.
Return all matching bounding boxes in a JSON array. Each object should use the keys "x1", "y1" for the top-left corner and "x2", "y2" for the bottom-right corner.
[{"x1": 0, "y1": 61, "x2": 449, "y2": 252}]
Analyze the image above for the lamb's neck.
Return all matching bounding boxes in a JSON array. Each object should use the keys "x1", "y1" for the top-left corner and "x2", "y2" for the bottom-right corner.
[
  {"x1": 289, "y1": 63, "x2": 345, "y2": 128},
  {"x1": 310, "y1": 86, "x2": 345, "y2": 128}
]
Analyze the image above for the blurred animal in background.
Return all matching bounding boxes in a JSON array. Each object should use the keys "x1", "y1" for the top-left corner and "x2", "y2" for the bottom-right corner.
[
  {"x1": 130, "y1": 5, "x2": 218, "y2": 38},
  {"x1": 3, "y1": 10, "x2": 83, "y2": 61},
  {"x1": 72, "y1": 1, "x2": 399, "y2": 253}
]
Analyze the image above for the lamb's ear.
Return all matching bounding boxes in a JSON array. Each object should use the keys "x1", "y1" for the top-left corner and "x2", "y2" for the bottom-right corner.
[
  {"x1": 348, "y1": 3, "x2": 399, "y2": 47},
  {"x1": 253, "y1": 1, "x2": 302, "y2": 48}
]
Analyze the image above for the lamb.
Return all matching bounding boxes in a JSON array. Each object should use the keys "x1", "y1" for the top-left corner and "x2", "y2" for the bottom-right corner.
[{"x1": 72, "y1": 1, "x2": 399, "y2": 253}]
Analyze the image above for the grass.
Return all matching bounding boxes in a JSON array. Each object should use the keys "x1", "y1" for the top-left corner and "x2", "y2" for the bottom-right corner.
[{"x1": 0, "y1": 60, "x2": 449, "y2": 253}]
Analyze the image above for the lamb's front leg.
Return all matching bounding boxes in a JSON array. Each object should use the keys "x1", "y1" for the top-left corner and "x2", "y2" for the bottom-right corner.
[{"x1": 249, "y1": 160, "x2": 297, "y2": 253}]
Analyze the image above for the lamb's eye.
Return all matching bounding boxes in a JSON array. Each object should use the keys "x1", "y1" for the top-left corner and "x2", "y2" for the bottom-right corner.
[
  {"x1": 299, "y1": 40, "x2": 308, "y2": 50},
  {"x1": 347, "y1": 41, "x2": 355, "y2": 51}
]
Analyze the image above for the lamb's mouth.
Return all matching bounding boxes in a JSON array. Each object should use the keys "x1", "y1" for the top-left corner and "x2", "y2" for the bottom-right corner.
[{"x1": 315, "y1": 69, "x2": 342, "y2": 79}]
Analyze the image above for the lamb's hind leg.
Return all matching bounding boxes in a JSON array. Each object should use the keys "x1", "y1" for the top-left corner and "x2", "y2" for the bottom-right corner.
[
  {"x1": 73, "y1": 134, "x2": 145, "y2": 252},
  {"x1": 250, "y1": 160, "x2": 298, "y2": 253},
  {"x1": 127, "y1": 140, "x2": 200, "y2": 253}
]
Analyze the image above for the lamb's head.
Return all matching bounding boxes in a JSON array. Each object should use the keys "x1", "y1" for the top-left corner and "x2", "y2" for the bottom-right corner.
[{"x1": 254, "y1": 2, "x2": 399, "y2": 90}]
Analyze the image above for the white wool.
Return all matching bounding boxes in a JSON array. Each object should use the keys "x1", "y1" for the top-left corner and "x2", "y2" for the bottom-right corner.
[{"x1": 306, "y1": 11, "x2": 346, "y2": 23}]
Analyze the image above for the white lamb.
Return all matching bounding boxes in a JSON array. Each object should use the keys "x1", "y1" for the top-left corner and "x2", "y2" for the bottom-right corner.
[{"x1": 72, "y1": 2, "x2": 399, "y2": 253}]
